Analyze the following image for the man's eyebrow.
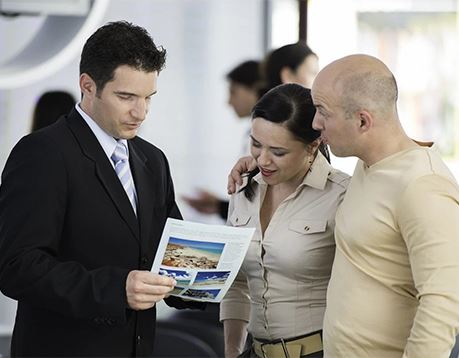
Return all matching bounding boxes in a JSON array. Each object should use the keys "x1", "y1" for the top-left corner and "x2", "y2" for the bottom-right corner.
[
  {"x1": 114, "y1": 90, "x2": 157, "y2": 97},
  {"x1": 315, "y1": 104, "x2": 328, "y2": 112},
  {"x1": 114, "y1": 91, "x2": 136, "y2": 96}
]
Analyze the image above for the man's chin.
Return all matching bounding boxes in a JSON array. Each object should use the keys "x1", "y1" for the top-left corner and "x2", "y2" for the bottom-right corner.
[
  {"x1": 119, "y1": 131, "x2": 138, "y2": 140},
  {"x1": 329, "y1": 147, "x2": 346, "y2": 158}
]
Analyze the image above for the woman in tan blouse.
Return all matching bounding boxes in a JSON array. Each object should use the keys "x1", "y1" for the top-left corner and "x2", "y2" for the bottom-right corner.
[{"x1": 220, "y1": 83, "x2": 349, "y2": 358}]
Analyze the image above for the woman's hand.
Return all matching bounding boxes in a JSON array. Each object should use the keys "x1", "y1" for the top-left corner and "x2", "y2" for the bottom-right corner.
[{"x1": 227, "y1": 156, "x2": 257, "y2": 194}]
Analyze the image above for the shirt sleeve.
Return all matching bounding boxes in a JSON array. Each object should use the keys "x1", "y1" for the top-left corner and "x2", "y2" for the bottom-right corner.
[
  {"x1": 397, "y1": 174, "x2": 459, "y2": 357},
  {"x1": 219, "y1": 268, "x2": 251, "y2": 322},
  {"x1": 220, "y1": 194, "x2": 251, "y2": 322}
]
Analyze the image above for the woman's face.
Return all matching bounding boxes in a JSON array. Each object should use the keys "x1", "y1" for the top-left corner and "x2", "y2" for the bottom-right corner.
[
  {"x1": 250, "y1": 117, "x2": 312, "y2": 187},
  {"x1": 290, "y1": 54, "x2": 319, "y2": 88}
]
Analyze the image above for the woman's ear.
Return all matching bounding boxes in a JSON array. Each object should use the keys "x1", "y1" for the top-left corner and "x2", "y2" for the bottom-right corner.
[{"x1": 280, "y1": 66, "x2": 294, "y2": 84}]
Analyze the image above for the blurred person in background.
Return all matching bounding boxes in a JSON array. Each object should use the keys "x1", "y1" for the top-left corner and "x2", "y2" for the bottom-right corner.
[
  {"x1": 227, "y1": 60, "x2": 261, "y2": 121},
  {"x1": 31, "y1": 90, "x2": 76, "y2": 132},
  {"x1": 258, "y1": 42, "x2": 319, "y2": 97}
]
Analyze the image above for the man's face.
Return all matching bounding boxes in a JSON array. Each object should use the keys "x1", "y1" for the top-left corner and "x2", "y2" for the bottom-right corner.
[
  {"x1": 84, "y1": 65, "x2": 158, "y2": 139},
  {"x1": 311, "y1": 73, "x2": 358, "y2": 158},
  {"x1": 228, "y1": 82, "x2": 258, "y2": 118}
]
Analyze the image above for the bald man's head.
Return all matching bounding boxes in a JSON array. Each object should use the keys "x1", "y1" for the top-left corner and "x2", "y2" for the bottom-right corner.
[{"x1": 316, "y1": 54, "x2": 398, "y2": 120}]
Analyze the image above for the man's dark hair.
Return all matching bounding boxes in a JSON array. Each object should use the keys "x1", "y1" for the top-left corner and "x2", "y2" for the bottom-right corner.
[
  {"x1": 226, "y1": 60, "x2": 261, "y2": 88},
  {"x1": 80, "y1": 21, "x2": 166, "y2": 93}
]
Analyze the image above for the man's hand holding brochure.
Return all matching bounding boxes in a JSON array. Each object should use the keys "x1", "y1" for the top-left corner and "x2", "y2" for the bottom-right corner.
[{"x1": 151, "y1": 218, "x2": 255, "y2": 302}]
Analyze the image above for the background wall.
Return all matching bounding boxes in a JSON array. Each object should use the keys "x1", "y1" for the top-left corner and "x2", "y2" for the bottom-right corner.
[{"x1": 0, "y1": 0, "x2": 265, "y2": 334}]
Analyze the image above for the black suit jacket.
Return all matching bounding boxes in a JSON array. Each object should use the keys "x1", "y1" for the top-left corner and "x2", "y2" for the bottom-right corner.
[{"x1": 0, "y1": 109, "x2": 198, "y2": 357}]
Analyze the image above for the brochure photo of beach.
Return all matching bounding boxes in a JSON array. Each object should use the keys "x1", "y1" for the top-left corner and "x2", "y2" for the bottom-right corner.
[
  {"x1": 192, "y1": 271, "x2": 230, "y2": 287},
  {"x1": 170, "y1": 286, "x2": 186, "y2": 296},
  {"x1": 161, "y1": 237, "x2": 225, "y2": 269},
  {"x1": 182, "y1": 288, "x2": 221, "y2": 300},
  {"x1": 158, "y1": 268, "x2": 192, "y2": 286}
]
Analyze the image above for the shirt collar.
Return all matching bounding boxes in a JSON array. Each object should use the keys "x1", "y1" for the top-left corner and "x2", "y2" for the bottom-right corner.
[
  {"x1": 253, "y1": 150, "x2": 332, "y2": 191},
  {"x1": 75, "y1": 103, "x2": 129, "y2": 160}
]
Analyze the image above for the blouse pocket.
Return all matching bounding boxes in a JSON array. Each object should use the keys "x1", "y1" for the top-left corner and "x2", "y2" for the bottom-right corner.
[
  {"x1": 288, "y1": 219, "x2": 327, "y2": 235},
  {"x1": 228, "y1": 211, "x2": 251, "y2": 227}
]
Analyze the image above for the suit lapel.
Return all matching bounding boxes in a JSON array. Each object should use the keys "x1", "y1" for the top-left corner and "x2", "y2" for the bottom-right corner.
[
  {"x1": 66, "y1": 109, "x2": 140, "y2": 241},
  {"x1": 129, "y1": 141, "x2": 155, "y2": 250}
]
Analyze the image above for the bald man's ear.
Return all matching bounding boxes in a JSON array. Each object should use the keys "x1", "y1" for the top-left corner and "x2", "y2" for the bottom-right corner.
[
  {"x1": 357, "y1": 110, "x2": 373, "y2": 133},
  {"x1": 79, "y1": 73, "x2": 97, "y2": 99}
]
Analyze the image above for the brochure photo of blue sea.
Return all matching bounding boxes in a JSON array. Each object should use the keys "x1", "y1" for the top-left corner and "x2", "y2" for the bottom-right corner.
[
  {"x1": 159, "y1": 268, "x2": 192, "y2": 286},
  {"x1": 192, "y1": 271, "x2": 230, "y2": 287},
  {"x1": 162, "y1": 237, "x2": 225, "y2": 269},
  {"x1": 182, "y1": 288, "x2": 221, "y2": 300}
]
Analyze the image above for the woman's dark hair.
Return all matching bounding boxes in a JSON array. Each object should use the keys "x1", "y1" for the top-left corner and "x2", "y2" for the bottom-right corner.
[
  {"x1": 226, "y1": 60, "x2": 261, "y2": 88},
  {"x1": 243, "y1": 83, "x2": 329, "y2": 200},
  {"x1": 260, "y1": 42, "x2": 316, "y2": 96},
  {"x1": 80, "y1": 21, "x2": 166, "y2": 93},
  {"x1": 31, "y1": 91, "x2": 76, "y2": 132}
]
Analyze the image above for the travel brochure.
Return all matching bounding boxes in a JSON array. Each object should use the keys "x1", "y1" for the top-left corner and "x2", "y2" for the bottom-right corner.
[{"x1": 151, "y1": 218, "x2": 255, "y2": 302}]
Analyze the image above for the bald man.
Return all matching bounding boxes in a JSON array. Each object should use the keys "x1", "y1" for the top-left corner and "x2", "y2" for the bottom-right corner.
[
  {"x1": 227, "y1": 54, "x2": 459, "y2": 357},
  {"x1": 310, "y1": 54, "x2": 459, "y2": 357}
]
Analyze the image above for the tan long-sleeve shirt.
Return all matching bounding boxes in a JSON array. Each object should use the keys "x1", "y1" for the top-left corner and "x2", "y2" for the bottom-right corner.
[
  {"x1": 324, "y1": 145, "x2": 459, "y2": 358},
  {"x1": 220, "y1": 152, "x2": 349, "y2": 340}
]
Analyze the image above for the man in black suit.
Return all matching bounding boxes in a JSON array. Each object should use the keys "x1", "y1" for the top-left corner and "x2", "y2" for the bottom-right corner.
[{"x1": 0, "y1": 21, "x2": 200, "y2": 357}]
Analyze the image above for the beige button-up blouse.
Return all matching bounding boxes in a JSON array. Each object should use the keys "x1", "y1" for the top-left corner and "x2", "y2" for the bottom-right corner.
[{"x1": 220, "y1": 152, "x2": 349, "y2": 340}]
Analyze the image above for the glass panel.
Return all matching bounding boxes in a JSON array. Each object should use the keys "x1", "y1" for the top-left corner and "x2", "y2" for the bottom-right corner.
[
  {"x1": 308, "y1": 0, "x2": 459, "y2": 177},
  {"x1": 271, "y1": 0, "x2": 299, "y2": 48}
]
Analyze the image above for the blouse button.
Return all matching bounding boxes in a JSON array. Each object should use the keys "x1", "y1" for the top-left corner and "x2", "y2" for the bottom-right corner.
[
  {"x1": 304, "y1": 226, "x2": 310, "y2": 231},
  {"x1": 236, "y1": 217, "x2": 239, "y2": 223}
]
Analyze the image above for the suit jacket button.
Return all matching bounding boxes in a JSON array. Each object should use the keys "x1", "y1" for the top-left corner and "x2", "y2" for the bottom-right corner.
[{"x1": 141, "y1": 257, "x2": 148, "y2": 265}]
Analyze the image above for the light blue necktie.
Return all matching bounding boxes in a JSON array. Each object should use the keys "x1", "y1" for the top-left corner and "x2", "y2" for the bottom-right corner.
[{"x1": 111, "y1": 141, "x2": 137, "y2": 215}]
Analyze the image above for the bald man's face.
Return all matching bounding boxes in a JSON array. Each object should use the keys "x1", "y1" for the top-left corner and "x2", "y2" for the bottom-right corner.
[{"x1": 311, "y1": 69, "x2": 360, "y2": 158}]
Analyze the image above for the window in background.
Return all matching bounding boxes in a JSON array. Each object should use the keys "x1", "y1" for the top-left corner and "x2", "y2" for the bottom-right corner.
[
  {"x1": 270, "y1": 0, "x2": 299, "y2": 49},
  {"x1": 308, "y1": 0, "x2": 459, "y2": 177},
  {"x1": 358, "y1": 10, "x2": 458, "y2": 157}
]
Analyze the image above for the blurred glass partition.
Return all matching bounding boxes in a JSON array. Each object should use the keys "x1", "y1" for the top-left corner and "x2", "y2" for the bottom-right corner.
[{"x1": 308, "y1": 0, "x2": 459, "y2": 178}]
